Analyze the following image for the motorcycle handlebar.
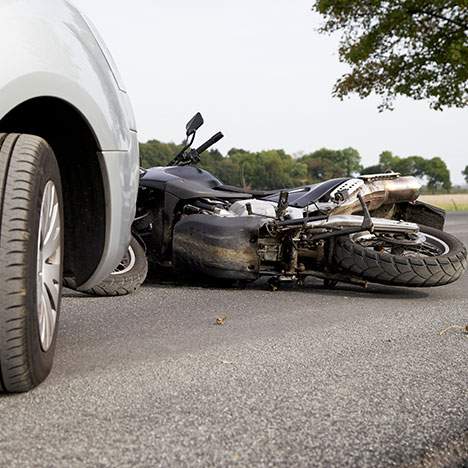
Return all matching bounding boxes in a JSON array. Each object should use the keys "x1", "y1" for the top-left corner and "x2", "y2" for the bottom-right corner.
[{"x1": 196, "y1": 132, "x2": 224, "y2": 155}]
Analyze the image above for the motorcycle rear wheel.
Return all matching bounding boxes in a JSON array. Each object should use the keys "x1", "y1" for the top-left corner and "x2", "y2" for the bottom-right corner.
[{"x1": 333, "y1": 225, "x2": 467, "y2": 287}]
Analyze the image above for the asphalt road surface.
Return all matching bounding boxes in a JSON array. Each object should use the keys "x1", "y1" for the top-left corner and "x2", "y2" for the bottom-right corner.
[{"x1": 1, "y1": 213, "x2": 467, "y2": 467}]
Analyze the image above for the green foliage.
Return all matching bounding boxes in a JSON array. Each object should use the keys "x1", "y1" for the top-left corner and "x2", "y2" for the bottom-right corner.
[
  {"x1": 378, "y1": 151, "x2": 426, "y2": 177},
  {"x1": 463, "y1": 165, "x2": 468, "y2": 183},
  {"x1": 299, "y1": 147, "x2": 362, "y2": 181},
  {"x1": 422, "y1": 156, "x2": 452, "y2": 192},
  {"x1": 362, "y1": 151, "x2": 452, "y2": 192},
  {"x1": 226, "y1": 149, "x2": 308, "y2": 190},
  {"x1": 314, "y1": 0, "x2": 468, "y2": 110},
  {"x1": 139, "y1": 141, "x2": 358, "y2": 190},
  {"x1": 360, "y1": 164, "x2": 384, "y2": 175},
  {"x1": 139, "y1": 140, "x2": 182, "y2": 167},
  {"x1": 140, "y1": 140, "x2": 453, "y2": 192}
]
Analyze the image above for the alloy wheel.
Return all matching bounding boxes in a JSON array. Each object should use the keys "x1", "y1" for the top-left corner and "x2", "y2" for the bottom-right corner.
[{"x1": 36, "y1": 181, "x2": 61, "y2": 352}]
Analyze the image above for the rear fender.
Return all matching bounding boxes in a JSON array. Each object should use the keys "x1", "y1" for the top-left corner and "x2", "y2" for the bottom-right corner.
[{"x1": 396, "y1": 201, "x2": 446, "y2": 231}]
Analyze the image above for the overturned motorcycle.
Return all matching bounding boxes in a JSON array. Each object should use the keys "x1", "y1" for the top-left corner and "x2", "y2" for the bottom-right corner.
[{"x1": 86, "y1": 113, "x2": 467, "y2": 295}]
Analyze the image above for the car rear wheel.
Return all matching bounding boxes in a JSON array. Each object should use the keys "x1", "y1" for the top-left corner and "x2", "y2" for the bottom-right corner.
[{"x1": 0, "y1": 134, "x2": 63, "y2": 393}]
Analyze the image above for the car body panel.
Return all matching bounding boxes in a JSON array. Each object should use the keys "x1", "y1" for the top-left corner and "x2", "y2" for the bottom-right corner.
[
  {"x1": 0, "y1": 0, "x2": 139, "y2": 286},
  {"x1": 0, "y1": 0, "x2": 135, "y2": 149}
]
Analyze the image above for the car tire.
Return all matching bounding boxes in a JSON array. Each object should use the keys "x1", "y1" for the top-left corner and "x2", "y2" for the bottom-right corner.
[
  {"x1": 81, "y1": 235, "x2": 148, "y2": 296},
  {"x1": 0, "y1": 134, "x2": 63, "y2": 393}
]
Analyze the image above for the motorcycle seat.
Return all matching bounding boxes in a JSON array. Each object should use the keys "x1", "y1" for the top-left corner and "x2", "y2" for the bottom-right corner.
[
  {"x1": 214, "y1": 184, "x2": 279, "y2": 198},
  {"x1": 214, "y1": 178, "x2": 351, "y2": 207},
  {"x1": 261, "y1": 177, "x2": 351, "y2": 207}
]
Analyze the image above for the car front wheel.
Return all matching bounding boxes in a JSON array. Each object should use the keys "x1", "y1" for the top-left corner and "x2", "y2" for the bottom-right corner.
[{"x1": 0, "y1": 134, "x2": 63, "y2": 393}]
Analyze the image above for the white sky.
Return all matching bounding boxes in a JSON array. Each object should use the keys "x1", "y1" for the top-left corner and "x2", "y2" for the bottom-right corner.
[{"x1": 73, "y1": 0, "x2": 468, "y2": 184}]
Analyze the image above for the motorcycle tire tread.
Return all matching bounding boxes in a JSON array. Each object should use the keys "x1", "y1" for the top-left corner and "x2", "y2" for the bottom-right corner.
[{"x1": 333, "y1": 225, "x2": 467, "y2": 287}]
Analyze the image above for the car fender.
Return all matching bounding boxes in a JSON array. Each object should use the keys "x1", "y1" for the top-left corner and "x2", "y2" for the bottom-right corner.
[
  {"x1": 0, "y1": 0, "x2": 140, "y2": 287},
  {"x1": 0, "y1": 0, "x2": 136, "y2": 151}
]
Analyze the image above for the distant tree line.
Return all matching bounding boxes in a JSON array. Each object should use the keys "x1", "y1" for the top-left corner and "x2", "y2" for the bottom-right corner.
[{"x1": 140, "y1": 139, "x2": 458, "y2": 192}]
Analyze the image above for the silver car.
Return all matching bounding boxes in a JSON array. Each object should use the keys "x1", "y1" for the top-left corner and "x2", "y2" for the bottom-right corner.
[{"x1": 0, "y1": 0, "x2": 139, "y2": 392}]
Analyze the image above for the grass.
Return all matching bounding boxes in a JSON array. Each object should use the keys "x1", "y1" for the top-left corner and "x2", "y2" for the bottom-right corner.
[{"x1": 419, "y1": 194, "x2": 468, "y2": 212}]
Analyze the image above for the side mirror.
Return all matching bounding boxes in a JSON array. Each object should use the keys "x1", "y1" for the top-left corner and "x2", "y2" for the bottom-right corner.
[{"x1": 186, "y1": 112, "x2": 204, "y2": 137}]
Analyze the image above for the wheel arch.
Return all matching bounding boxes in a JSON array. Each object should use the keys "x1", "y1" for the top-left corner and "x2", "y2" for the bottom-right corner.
[{"x1": 0, "y1": 96, "x2": 106, "y2": 286}]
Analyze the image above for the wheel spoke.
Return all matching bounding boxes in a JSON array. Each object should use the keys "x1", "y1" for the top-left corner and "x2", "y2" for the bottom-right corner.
[
  {"x1": 42, "y1": 204, "x2": 60, "y2": 260},
  {"x1": 38, "y1": 297, "x2": 46, "y2": 345},
  {"x1": 111, "y1": 246, "x2": 136, "y2": 276},
  {"x1": 353, "y1": 230, "x2": 448, "y2": 258},
  {"x1": 40, "y1": 292, "x2": 50, "y2": 349},
  {"x1": 41, "y1": 283, "x2": 57, "y2": 350},
  {"x1": 42, "y1": 184, "x2": 53, "y2": 236},
  {"x1": 37, "y1": 181, "x2": 61, "y2": 352},
  {"x1": 43, "y1": 262, "x2": 60, "y2": 308}
]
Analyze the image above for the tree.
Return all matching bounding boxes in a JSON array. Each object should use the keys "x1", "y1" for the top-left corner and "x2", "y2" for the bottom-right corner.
[
  {"x1": 421, "y1": 157, "x2": 452, "y2": 192},
  {"x1": 362, "y1": 151, "x2": 452, "y2": 192},
  {"x1": 139, "y1": 139, "x2": 182, "y2": 168},
  {"x1": 299, "y1": 147, "x2": 362, "y2": 181},
  {"x1": 227, "y1": 149, "x2": 307, "y2": 189},
  {"x1": 314, "y1": 1, "x2": 468, "y2": 110},
  {"x1": 377, "y1": 151, "x2": 426, "y2": 176},
  {"x1": 360, "y1": 164, "x2": 384, "y2": 175},
  {"x1": 463, "y1": 165, "x2": 468, "y2": 183}
]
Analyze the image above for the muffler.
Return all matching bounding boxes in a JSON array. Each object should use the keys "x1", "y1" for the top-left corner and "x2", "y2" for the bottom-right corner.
[
  {"x1": 309, "y1": 215, "x2": 420, "y2": 234},
  {"x1": 333, "y1": 175, "x2": 421, "y2": 214}
]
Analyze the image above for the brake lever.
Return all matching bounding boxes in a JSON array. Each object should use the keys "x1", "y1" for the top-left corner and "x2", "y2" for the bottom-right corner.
[
  {"x1": 173, "y1": 148, "x2": 200, "y2": 166},
  {"x1": 183, "y1": 149, "x2": 200, "y2": 165}
]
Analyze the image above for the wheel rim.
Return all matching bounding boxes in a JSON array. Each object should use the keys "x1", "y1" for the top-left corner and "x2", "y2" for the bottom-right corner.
[
  {"x1": 36, "y1": 181, "x2": 61, "y2": 352},
  {"x1": 111, "y1": 245, "x2": 136, "y2": 275},
  {"x1": 421, "y1": 233, "x2": 450, "y2": 255},
  {"x1": 351, "y1": 231, "x2": 450, "y2": 257}
]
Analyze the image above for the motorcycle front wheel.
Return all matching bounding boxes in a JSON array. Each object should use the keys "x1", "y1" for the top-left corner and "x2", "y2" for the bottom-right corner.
[{"x1": 333, "y1": 225, "x2": 467, "y2": 287}]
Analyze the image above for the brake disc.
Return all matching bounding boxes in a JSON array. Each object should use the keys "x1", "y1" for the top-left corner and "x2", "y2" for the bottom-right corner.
[{"x1": 352, "y1": 232, "x2": 425, "y2": 248}]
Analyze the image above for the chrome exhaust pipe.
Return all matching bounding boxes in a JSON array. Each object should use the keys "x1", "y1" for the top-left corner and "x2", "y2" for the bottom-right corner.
[
  {"x1": 332, "y1": 175, "x2": 421, "y2": 215},
  {"x1": 308, "y1": 215, "x2": 420, "y2": 234}
]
